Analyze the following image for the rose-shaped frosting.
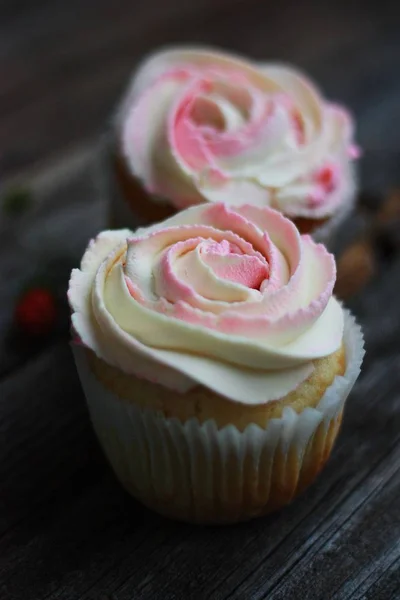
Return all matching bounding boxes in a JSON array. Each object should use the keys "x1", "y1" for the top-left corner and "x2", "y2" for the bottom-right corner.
[
  {"x1": 69, "y1": 203, "x2": 343, "y2": 404},
  {"x1": 118, "y1": 47, "x2": 359, "y2": 220}
]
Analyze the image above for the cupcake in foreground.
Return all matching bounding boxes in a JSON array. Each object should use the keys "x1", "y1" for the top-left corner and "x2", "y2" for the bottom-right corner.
[
  {"x1": 104, "y1": 46, "x2": 360, "y2": 242},
  {"x1": 69, "y1": 203, "x2": 364, "y2": 524}
]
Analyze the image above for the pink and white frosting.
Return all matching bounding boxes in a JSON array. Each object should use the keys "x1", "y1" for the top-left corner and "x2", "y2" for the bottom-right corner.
[
  {"x1": 119, "y1": 47, "x2": 359, "y2": 220},
  {"x1": 69, "y1": 203, "x2": 344, "y2": 404}
]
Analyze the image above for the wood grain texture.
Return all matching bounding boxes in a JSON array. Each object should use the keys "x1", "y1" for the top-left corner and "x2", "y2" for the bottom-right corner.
[{"x1": 1, "y1": 1, "x2": 400, "y2": 599}]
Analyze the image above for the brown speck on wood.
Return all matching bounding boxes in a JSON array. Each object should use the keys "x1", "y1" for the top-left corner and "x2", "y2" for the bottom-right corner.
[
  {"x1": 376, "y1": 189, "x2": 400, "y2": 224},
  {"x1": 334, "y1": 239, "x2": 376, "y2": 300}
]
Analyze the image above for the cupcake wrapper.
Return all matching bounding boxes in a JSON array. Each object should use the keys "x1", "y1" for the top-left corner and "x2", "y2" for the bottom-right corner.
[{"x1": 73, "y1": 309, "x2": 364, "y2": 524}]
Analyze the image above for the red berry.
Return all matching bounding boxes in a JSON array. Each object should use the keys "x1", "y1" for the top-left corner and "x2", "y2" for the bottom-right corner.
[{"x1": 15, "y1": 288, "x2": 57, "y2": 336}]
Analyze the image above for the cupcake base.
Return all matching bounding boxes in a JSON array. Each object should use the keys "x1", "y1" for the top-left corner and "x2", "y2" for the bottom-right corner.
[
  {"x1": 73, "y1": 310, "x2": 363, "y2": 524},
  {"x1": 119, "y1": 410, "x2": 343, "y2": 524}
]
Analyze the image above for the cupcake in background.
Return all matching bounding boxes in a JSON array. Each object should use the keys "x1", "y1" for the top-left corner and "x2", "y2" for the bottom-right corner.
[
  {"x1": 69, "y1": 203, "x2": 364, "y2": 524},
  {"x1": 103, "y1": 46, "x2": 360, "y2": 243}
]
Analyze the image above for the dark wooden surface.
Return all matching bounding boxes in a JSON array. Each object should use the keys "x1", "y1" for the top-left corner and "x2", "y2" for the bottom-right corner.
[{"x1": 1, "y1": 1, "x2": 400, "y2": 599}]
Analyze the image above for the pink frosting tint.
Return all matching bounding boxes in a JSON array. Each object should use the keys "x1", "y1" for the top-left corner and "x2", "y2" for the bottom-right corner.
[
  {"x1": 348, "y1": 144, "x2": 362, "y2": 159},
  {"x1": 123, "y1": 203, "x2": 336, "y2": 344},
  {"x1": 315, "y1": 163, "x2": 339, "y2": 194},
  {"x1": 305, "y1": 162, "x2": 341, "y2": 208},
  {"x1": 307, "y1": 188, "x2": 326, "y2": 208},
  {"x1": 170, "y1": 80, "x2": 215, "y2": 171},
  {"x1": 201, "y1": 241, "x2": 269, "y2": 290},
  {"x1": 168, "y1": 73, "x2": 278, "y2": 174},
  {"x1": 121, "y1": 48, "x2": 358, "y2": 220},
  {"x1": 156, "y1": 237, "x2": 207, "y2": 304},
  {"x1": 68, "y1": 202, "x2": 346, "y2": 404}
]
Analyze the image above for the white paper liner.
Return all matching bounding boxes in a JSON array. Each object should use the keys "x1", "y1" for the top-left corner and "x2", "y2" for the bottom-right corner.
[{"x1": 73, "y1": 309, "x2": 364, "y2": 523}]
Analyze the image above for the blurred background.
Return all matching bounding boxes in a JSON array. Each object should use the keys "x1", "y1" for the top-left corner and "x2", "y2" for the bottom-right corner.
[
  {"x1": 1, "y1": 0, "x2": 399, "y2": 185},
  {"x1": 0, "y1": 0, "x2": 400, "y2": 374}
]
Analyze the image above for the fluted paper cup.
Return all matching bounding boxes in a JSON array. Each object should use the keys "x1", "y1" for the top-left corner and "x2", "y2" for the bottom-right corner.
[{"x1": 72, "y1": 309, "x2": 364, "y2": 524}]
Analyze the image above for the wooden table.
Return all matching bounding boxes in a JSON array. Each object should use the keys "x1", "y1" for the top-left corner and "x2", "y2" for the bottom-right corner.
[{"x1": 0, "y1": 1, "x2": 399, "y2": 599}]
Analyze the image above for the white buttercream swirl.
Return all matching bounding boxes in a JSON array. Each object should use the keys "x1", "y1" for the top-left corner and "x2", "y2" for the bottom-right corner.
[
  {"x1": 69, "y1": 203, "x2": 344, "y2": 404},
  {"x1": 118, "y1": 47, "x2": 358, "y2": 220}
]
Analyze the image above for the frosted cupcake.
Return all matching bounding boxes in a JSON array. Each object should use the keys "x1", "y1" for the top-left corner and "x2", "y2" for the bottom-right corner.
[
  {"x1": 104, "y1": 47, "x2": 360, "y2": 243},
  {"x1": 69, "y1": 203, "x2": 364, "y2": 524}
]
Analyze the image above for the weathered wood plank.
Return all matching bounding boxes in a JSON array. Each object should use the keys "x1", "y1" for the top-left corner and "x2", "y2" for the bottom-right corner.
[
  {"x1": 89, "y1": 360, "x2": 400, "y2": 600},
  {"x1": 0, "y1": 340, "x2": 399, "y2": 600},
  {"x1": 339, "y1": 542, "x2": 400, "y2": 599}
]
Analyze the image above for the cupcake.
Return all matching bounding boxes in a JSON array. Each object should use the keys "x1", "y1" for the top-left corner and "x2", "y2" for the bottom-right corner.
[
  {"x1": 69, "y1": 203, "x2": 364, "y2": 524},
  {"x1": 103, "y1": 46, "x2": 360, "y2": 244}
]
